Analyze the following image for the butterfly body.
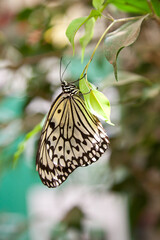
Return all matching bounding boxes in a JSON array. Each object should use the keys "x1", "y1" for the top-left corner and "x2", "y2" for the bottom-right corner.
[{"x1": 36, "y1": 80, "x2": 109, "y2": 188}]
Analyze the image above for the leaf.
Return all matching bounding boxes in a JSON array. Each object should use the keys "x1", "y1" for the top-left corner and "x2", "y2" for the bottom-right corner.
[
  {"x1": 108, "y1": 0, "x2": 151, "y2": 14},
  {"x1": 66, "y1": 17, "x2": 87, "y2": 55},
  {"x1": 88, "y1": 9, "x2": 102, "y2": 19},
  {"x1": 66, "y1": 9, "x2": 101, "y2": 55},
  {"x1": 79, "y1": 74, "x2": 90, "y2": 97},
  {"x1": 104, "y1": 15, "x2": 149, "y2": 81},
  {"x1": 104, "y1": 71, "x2": 151, "y2": 87},
  {"x1": 92, "y1": 0, "x2": 105, "y2": 10},
  {"x1": 13, "y1": 119, "x2": 44, "y2": 165},
  {"x1": 151, "y1": 0, "x2": 160, "y2": 17},
  {"x1": 79, "y1": 76, "x2": 113, "y2": 125},
  {"x1": 88, "y1": 89, "x2": 113, "y2": 125},
  {"x1": 16, "y1": 8, "x2": 33, "y2": 20},
  {"x1": 80, "y1": 18, "x2": 95, "y2": 62}
]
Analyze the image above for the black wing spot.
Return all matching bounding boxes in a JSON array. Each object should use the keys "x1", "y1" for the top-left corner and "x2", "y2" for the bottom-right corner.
[
  {"x1": 58, "y1": 146, "x2": 62, "y2": 151},
  {"x1": 50, "y1": 146, "x2": 55, "y2": 152},
  {"x1": 83, "y1": 140, "x2": 87, "y2": 145},
  {"x1": 57, "y1": 109, "x2": 61, "y2": 113},
  {"x1": 75, "y1": 145, "x2": 80, "y2": 151},
  {"x1": 53, "y1": 136, "x2": 57, "y2": 141},
  {"x1": 50, "y1": 122, "x2": 55, "y2": 129},
  {"x1": 45, "y1": 140, "x2": 50, "y2": 145},
  {"x1": 75, "y1": 138, "x2": 81, "y2": 144},
  {"x1": 77, "y1": 121, "x2": 81, "y2": 126},
  {"x1": 67, "y1": 150, "x2": 70, "y2": 154}
]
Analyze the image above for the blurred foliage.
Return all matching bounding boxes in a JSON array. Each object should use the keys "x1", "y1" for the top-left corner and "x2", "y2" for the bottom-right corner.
[
  {"x1": 50, "y1": 205, "x2": 106, "y2": 240},
  {"x1": 0, "y1": 213, "x2": 28, "y2": 240},
  {"x1": 0, "y1": 0, "x2": 160, "y2": 240}
]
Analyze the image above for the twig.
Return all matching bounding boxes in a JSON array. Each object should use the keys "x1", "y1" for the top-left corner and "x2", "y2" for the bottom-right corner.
[{"x1": 147, "y1": 0, "x2": 160, "y2": 25}]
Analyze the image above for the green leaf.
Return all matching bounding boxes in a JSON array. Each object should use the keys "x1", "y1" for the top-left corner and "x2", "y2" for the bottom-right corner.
[
  {"x1": 80, "y1": 18, "x2": 95, "y2": 62},
  {"x1": 13, "y1": 119, "x2": 44, "y2": 165},
  {"x1": 79, "y1": 77, "x2": 113, "y2": 125},
  {"x1": 16, "y1": 8, "x2": 33, "y2": 20},
  {"x1": 66, "y1": 17, "x2": 87, "y2": 55},
  {"x1": 104, "y1": 15, "x2": 149, "y2": 81},
  {"x1": 66, "y1": 9, "x2": 101, "y2": 55},
  {"x1": 88, "y1": 89, "x2": 113, "y2": 125},
  {"x1": 92, "y1": 0, "x2": 105, "y2": 10},
  {"x1": 79, "y1": 74, "x2": 90, "y2": 94},
  {"x1": 108, "y1": 0, "x2": 151, "y2": 14},
  {"x1": 151, "y1": 0, "x2": 160, "y2": 17},
  {"x1": 87, "y1": 9, "x2": 102, "y2": 19}
]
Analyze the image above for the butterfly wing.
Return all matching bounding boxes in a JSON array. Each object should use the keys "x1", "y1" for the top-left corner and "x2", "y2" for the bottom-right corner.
[{"x1": 36, "y1": 93, "x2": 109, "y2": 188}]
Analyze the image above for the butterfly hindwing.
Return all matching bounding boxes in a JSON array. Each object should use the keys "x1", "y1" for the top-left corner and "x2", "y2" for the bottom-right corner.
[{"x1": 36, "y1": 90, "x2": 109, "y2": 188}]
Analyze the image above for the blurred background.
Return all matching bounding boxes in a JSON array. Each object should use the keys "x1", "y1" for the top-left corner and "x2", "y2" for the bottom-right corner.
[{"x1": 0, "y1": 0, "x2": 160, "y2": 240}]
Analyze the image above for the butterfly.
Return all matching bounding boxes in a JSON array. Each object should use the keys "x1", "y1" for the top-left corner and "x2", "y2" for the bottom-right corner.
[{"x1": 36, "y1": 76, "x2": 109, "y2": 188}]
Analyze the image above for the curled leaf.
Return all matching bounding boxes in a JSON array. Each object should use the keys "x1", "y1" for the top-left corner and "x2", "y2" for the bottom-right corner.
[
  {"x1": 79, "y1": 76, "x2": 113, "y2": 125},
  {"x1": 104, "y1": 14, "x2": 149, "y2": 81}
]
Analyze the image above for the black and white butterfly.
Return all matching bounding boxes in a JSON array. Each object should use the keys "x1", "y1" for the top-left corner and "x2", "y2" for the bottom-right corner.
[{"x1": 36, "y1": 71, "x2": 109, "y2": 188}]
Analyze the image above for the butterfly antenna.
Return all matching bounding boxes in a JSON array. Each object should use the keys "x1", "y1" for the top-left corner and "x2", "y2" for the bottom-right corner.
[
  {"x1": 61, "y1": 60, "x2": 71, "y2": 81},
  {"x1": 60, "y1": 57, "x2": 63, "y2": 83}
]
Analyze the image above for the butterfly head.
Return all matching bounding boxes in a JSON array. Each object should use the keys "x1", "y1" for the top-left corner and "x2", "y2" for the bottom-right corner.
[{"x1": 61, "y1": 80, "x2": 79, "y2": 95}]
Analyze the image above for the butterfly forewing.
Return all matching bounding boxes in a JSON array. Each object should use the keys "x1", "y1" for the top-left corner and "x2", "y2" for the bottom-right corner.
[{"x1": 36, "y1": 84, "x2": 109, "y2": 188}]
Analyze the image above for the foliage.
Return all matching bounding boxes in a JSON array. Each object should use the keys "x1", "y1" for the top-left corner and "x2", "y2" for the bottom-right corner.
[
  {"x1": 11, "y1": 0, "x2": 159, "y2": 154},
  {"x1": 1, "y1": 0, "x2": 156, "y2": 162},
  {"x1": 0, "y1": 0, "x2": 160, "y2": 239}
]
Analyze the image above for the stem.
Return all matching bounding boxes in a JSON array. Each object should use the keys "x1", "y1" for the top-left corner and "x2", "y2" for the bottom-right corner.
[
  {"x1": 82, "y1": 21, "x2": 115, "y2": 77},
  {"x1": 101, "y1": 12, "x2": 115, "y2": 21},
  {"x1": 147, "y1": 0, "x2": 160, "y2": 25},
  {"x1": 114, "y1": 15, "x2": 143, "y2": 23},
  {"x1": 147, "y1": 0, "x2": 155, "y2": 15}
]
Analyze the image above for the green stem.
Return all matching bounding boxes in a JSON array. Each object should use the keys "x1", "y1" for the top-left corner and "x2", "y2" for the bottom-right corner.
[{"x1": 82, "y1": 20, "x2": 115, "y2": 78}]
